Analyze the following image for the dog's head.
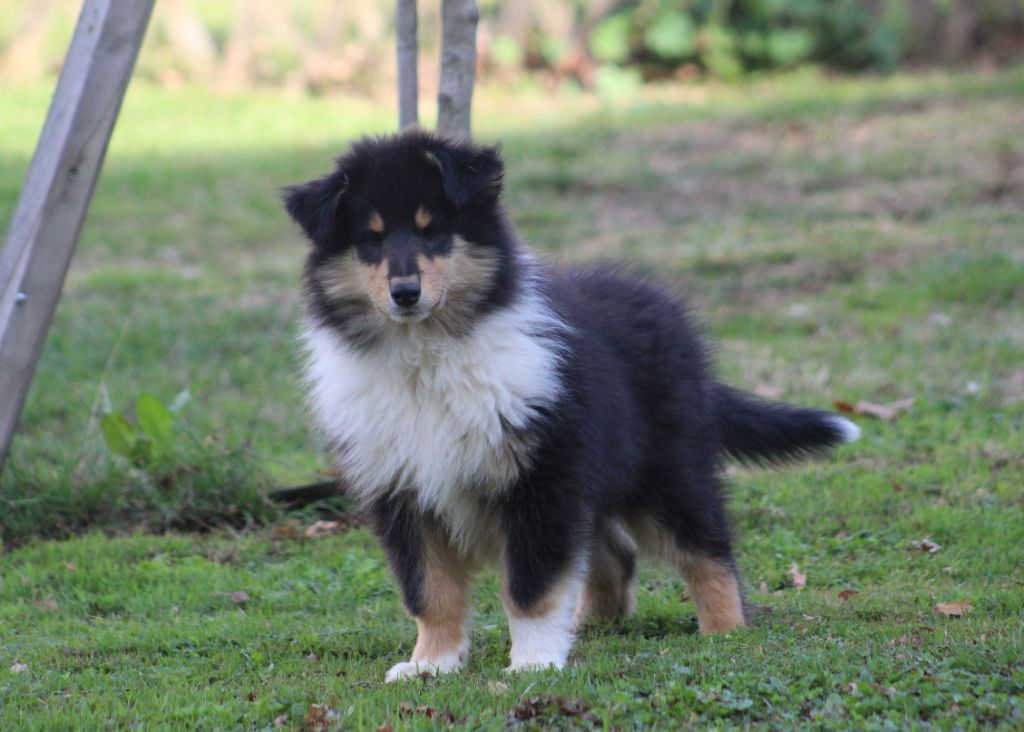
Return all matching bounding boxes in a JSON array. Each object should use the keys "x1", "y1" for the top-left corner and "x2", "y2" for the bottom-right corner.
[{"x1": 284, "y1": 130, "x2": 516, "y2": 346}]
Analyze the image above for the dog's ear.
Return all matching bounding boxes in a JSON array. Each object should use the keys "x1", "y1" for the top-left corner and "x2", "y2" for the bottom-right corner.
[
  {"x1": 282, "y1": 168, "x2": 349, "y2": 245},
  {"x1": 426, "y1": 143, "x2": 503, "y2": 210}
]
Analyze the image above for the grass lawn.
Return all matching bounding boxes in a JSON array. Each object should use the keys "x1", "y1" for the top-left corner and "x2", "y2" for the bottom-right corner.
[{"x1": 1, "y1": 66, "x2": 1023, "y2": 728}]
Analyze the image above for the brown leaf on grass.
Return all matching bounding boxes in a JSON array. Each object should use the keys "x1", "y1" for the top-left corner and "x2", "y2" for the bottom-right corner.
[
  {"x1": 304, "y1": 520, "x2": 343, "y2": 538},
  {"x1": 271, "y1": 520, "x2": 303, "y2": 539},
  {"x1": 376, "y1": 726, "x2": 394, "y2": 732},
  {"x1": 63, "y1": 562, "x2": 77, "y2": 571},
  {"x1": 487, "y1": 680, "x2": 510, "y2": 695},
  {"x1": 37, "y1": 597, "x2": 59, "y2": 612},
  {"x1": 225, "y1": 591, "x2": 249, "y2": 604},
  {"x1": 397, "y1": 704, "x2": 456, "y2": 724},
  {"x1": 910, "y1": 538, "x2": 942, "y2": 554},
  {"x1": 304, "y1": 703, "x2": 339, "y2": 731},
  {"x1": 788, "y1": 562, "x2": 807, "y2": 589},
  {"x1": 10, "y1": 663, "x2": 28, "y2": 673},
  {"x1": 838, "y1": 589, "x2": 859, "y2": 602},
  {"x1": 510, "y1": 696, "x2": 597, "y2": 724},
  {"x1": 935, "y1": 601, "x2": 972, "y2": 617},
  {"x1": 834, "y1": 397, "x2": 914, "y2": 421}
]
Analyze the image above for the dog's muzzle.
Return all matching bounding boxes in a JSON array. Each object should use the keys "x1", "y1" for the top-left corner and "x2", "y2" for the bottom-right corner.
[{"x1": 389, "y1": 275, "x2": 421, "y2": 308}]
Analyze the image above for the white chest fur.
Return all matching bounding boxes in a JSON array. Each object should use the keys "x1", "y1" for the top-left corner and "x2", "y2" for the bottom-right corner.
[{"x1": 301, "y1": 293, "x2": 565, "y2": 543}]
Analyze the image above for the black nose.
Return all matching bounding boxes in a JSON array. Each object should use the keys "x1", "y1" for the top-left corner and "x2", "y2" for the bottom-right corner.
[{"x1": 390, "y1": 279, "x2": 421, "y2": 307}]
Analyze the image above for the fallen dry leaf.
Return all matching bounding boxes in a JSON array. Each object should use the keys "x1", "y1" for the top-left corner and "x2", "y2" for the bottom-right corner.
[
  {"x1": 305, "y1": 703, "x2": 339, "y2": 731},
  {"x1": 270, "y1": 520, "x2": 302, "y2": 539},
  {"x1": 510, "y1": 696, "x2": 597, "y2": 724},
  {"x1": 63, "y1": 562, "x2": 77, "y2": 571},
  {"x1": 834, "y1": 397, "x2": 914, "y2": 421},
  {"x1": 376, "y1": 726, "x2": 394, "y2": 732},
  {"x1": 10, "y1": 663, "x2": 28, "y2": 673},
  {"x1": 305, "y1": 520, "x2": 343, "y2": 538},
  {"x1": 487, "y1": 680, "x2": 510, "y2": 695},
  {"x1": 910, "y1": 538, "x2": 942, "y2": 554},
  {"x1": 225, "y1": 591, "x2": 249, "y2": 604},
  {"x1": 37, "y1": 597, "x2": 59, "y2": 612},
  {"x1": 838, "y1": 589, "x2": 859, "y2": 602},
  {"x1": 935, "y1": 601, "x2": 972, "y2": 617},
  {"x1": 788, "y1": 562, "x2": 807, "y2": 589}
]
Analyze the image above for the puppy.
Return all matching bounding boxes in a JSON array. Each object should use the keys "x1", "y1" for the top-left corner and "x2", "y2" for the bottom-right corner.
[{"x1": 283, "y1": 130, "x2": 859, "y2": 681}]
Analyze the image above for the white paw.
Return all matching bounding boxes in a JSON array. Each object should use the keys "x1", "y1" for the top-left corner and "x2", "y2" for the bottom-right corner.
[
  {"x1": 384, "y1": 656, "x2": 462, "y2": 683},
  {"x1": 505, "y1": 656, "x2": 565, "y2": 673}
]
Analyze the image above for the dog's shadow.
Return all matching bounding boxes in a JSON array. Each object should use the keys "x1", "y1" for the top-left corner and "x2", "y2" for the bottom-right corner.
[{"x1": 577, "y1": 611, "x2": 701, "y2": 641}]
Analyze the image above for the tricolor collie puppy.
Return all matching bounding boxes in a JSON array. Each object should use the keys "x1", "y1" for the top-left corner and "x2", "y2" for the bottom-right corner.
[{"x1": 284, "y1": 130, "x2": 859, "y2": 681}]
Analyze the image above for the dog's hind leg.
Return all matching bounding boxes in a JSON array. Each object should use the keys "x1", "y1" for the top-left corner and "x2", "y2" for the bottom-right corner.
[
  {"x1": 676, "y1": 552, "x2": 746, "y2": 633},
  {"x1": 370, "y1": 497, "x2": 474, "y2": 682},
  {"x1": 631, "y1": 473, "x2": 747, "y2": 634},
  {"x1": 572, "y1": 518, "x2": 638, "y2": 628}
]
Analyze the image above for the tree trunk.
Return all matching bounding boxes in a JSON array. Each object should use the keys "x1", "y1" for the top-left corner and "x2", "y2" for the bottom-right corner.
[
  {"x1": 437, "y1": 0, "x2": 478, "y2": 140},
  {"x1": 396, "y1": 0, "x2": 419, "y2": 128}
]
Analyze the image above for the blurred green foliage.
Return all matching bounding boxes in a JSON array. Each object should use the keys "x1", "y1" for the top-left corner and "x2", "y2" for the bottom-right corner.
[
  {"x1": 585, "y1": 0, "x2": 1020, "y2": 79},
  {"x1": 0, "y1": 1, "x2": 1023, "y2": 89}
]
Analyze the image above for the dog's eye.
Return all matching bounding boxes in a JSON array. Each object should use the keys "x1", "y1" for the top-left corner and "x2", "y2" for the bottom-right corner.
[{"x1": 366, "y1": 229, "x2": 384, "y2": 244}]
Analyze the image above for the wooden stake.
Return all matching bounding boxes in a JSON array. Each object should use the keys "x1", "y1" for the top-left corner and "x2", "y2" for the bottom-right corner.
[
  {"x1": 396, "y1": 0, "x2": 419, "y2": 129},
  {"x1": 0, "y1": 0, "x2": 155, "y2": 473},
  {"x1": 437, "y1": 0, "x2": 478, "y2": 140}
]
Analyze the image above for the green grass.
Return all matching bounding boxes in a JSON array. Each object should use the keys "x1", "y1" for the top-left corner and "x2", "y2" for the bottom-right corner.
[{"x1": 1, "y1": 67, "x2": 1023, "y2": 728}]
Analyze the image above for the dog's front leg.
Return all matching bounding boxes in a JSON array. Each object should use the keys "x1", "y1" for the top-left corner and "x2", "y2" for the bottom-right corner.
[
  {"x1": 499, "y1": 485, "x2": 587, "y2": 672},
  {"x1": 369, "y1": 496, "x2": 472, "y2": 682}
]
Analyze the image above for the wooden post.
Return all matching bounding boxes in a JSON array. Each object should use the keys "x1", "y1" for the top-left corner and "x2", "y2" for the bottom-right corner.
[
  {"x1": 0, "y1": 0, "x2": 155, "y2": 473},
  {"x1": 396, "y1": 0, "x2": 419, "y2": 129},
  {"x1": 437, "y1": 0, "x2": 478, "y2": 140}
]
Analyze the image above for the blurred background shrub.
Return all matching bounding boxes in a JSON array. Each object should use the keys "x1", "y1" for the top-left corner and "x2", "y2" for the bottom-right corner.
[{"x1": 1, "y1": 1, "x2": 1022, "y2": 92}]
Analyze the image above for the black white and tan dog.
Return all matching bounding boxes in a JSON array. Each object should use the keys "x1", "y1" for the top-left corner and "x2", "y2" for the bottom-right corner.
[{"x1": 283, "y1": 130, "x2": 859, "y2": 681}]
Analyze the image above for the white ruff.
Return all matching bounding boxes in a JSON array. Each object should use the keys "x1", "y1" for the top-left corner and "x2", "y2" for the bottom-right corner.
[{"x1": 302, "y1": 285, "x2": 565, "y2": 546}]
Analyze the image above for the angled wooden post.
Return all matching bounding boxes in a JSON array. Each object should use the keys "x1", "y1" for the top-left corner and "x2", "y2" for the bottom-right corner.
[{"x1": 0, "y1": 0, "x2": 156, "y2": 473}]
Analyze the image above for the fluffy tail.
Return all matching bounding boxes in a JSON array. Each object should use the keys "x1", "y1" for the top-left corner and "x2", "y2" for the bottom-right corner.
[{"x1": 716, "y1": 384, "x2": 860, "y2": 465}]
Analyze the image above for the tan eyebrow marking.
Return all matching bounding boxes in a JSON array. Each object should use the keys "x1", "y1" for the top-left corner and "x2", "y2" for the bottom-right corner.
[
  {"x1": 368, "y1": 210, "x2": 385, "y2": 234},
  {"x1": 415, "y1": 206, "x2": 432, "y2": 231}
]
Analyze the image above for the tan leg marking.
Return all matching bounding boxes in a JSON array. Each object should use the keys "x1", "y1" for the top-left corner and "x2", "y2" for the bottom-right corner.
[
  {"x1": 411, "y1": 534, "x2": 470, "y2": 663},
  {"x1": 678, "y1": 555, "x2": 745, "y2": 634},
  {"x1": 624, "y1": 514, "x2": 746, "y2": 635},
  {"x1": 414, "y1": 205, "x2": 432, "y2": 231},
  {"x1": 386, "y1": 530, "x2": 472, "y2": 682}
]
